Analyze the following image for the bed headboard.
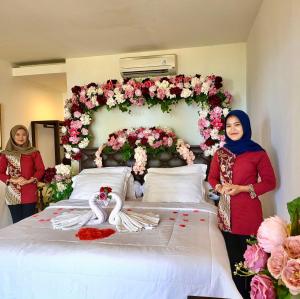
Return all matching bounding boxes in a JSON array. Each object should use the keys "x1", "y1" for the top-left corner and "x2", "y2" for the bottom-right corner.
[{"x1": 79, "y1": 146, "x2": 211, "y2": 182}]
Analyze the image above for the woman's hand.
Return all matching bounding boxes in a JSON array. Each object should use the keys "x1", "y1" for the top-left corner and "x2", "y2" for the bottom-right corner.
[
  {"x1": 222, "y1": 183, "x2": 249, "y2": 196},
  {"x1": 18, "y1": 177, "x2": 37, "y2": 186}
]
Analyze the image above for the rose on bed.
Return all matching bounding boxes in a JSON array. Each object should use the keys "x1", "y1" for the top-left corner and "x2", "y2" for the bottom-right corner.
[
  {"x1": 235, "y1": 197, "x2": 300, "y2": 299},
  {"x1": 94, "y1": 186, "x2": 112, "y2": 206},
  {"x1": 44, "y1": 164, "x2": 73, "y2": 203}
]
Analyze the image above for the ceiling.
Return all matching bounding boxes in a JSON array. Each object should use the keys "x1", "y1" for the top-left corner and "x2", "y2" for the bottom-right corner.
[{"x1": 0, "y1": 0, "x2": 262, "y2": 64}]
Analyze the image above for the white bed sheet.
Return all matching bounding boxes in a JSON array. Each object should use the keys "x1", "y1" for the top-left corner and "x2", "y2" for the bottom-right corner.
[{"x1": 0, "y1": 200, "x2": 241, "y2": 299}]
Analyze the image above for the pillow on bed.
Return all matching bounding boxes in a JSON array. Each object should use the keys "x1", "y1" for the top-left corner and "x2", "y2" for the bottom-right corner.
[
  {"x1": 142, "y1": 172, "x2": 205, "y2": 203},
  {"x1": 69, "y1": 172, "x2": 128, "y2": 201},
  {"x1": 147, "y1": 164, "x2": 207, "y2": 178},
  {"x1": 78, "y1": 167, "x2": 136, "y2": 200}
]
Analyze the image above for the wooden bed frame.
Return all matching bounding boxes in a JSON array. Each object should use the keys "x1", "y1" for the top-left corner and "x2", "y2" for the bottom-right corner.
[{"x1": 79, "y1": 145, "x2": 211, "y2": 183}]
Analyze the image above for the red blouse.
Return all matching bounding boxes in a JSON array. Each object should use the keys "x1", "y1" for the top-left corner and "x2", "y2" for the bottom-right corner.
[
  {"x1": 208, "y1": 150, "x2": 276, "y2": 235},
  {"x1": 0, "y1": 151, "x2": 45, "y2": 204}
]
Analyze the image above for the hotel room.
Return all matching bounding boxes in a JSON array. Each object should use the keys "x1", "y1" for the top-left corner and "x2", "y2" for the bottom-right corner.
[{"x1": 0, "y1": 0, "x2": 299, "y2": 298}]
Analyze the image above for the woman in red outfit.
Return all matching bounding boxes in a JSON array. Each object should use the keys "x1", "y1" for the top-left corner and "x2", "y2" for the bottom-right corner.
[
  {"x1": 208, "y1": 110, "x2": 276, "y2": 299},
  {"x1": 0, "y1": 125, "x2": 45, "y2": 223}
]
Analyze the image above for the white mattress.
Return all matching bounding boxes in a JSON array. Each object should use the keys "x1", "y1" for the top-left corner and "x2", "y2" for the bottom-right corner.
[{"x1": 0, "y1": 200, "x2": 241, "y2": 299}]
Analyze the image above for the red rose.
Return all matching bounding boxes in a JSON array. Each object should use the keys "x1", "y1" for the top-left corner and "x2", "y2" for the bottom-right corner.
[
  {"x1": 205, "y1": 138, "x2": 216, "y2": 146},
  {"x1": 61, "y1": 135, "x2": 69, "y2": 145},
  {"x1": 99, "y1": 192, "x2": 107, "y2": 200},
  {"x1": 208, "y1": 95, "x2": 221, "y2": 108},
  {"x1": 71, "y1": 85, "x2": 81, "y2": 95},
  {"x1": 170, "y1": 87, "x2": 182, "y2": 96}
]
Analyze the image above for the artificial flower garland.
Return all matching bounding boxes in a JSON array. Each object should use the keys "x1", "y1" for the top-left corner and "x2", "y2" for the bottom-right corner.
[
  {"x1": 94, "y1": 127, "x2": 195, "y2": 175},
  {"x1": 61, "y1": 74, "x2": 232, "y2": 160}
]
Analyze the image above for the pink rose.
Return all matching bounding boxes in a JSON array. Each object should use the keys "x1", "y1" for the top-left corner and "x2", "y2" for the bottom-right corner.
[
  {"x1": 99, "y1": 192, "x2": 107, "y2": 201},
  {"x1": 281, "y1": 259, "x2": 300, "y2": 295},
  {"x1": 257, "y1": 216, "x2": 289, "y2": 253},
  {"x1": 250, "y1": 274, "x2": 276, "y2": 299},
  {"x1": 267, "y1": 246, "x2": 288, "y2": 279},
  {"x1": 244, "y1": 244, "x2": 269, "y2": 273},
  {"x1": 283, "y1": 236, "x2": 300, "y2": 259}
]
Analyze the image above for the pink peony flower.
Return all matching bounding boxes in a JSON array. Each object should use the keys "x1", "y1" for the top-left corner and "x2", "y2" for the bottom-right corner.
[
  {"x1": 257, "y1": 216, "x2": 289, "y2": 253},
  {"x1": 250, "y1": 274, "x2": 276, "y2": 299},
  {"x1": 244, "y1": 244, "x2": 269, "y2": 273},
  {"x1": 281, "y1": 259, "x2": 300, "y2": 295},
  {"x1": 267, "y1": 246, "x2": 288, "y2": 279},
  {"x1": 283, "y1": 236, "x2": 300, "y2": 259}
]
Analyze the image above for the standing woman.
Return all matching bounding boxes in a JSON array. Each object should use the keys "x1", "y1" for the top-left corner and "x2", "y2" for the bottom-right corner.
[
  {"x1": 208, "y1": 110, "x2": 276, "y2": 299},
  {"x1": 0, "y1": 125, "x2": 45, "y2": 223}
]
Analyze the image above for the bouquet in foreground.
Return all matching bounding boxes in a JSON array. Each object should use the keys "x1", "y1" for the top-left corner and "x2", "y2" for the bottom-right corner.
[
  {"x1": 235, "y1": 197, "x2": 300, "y2": 299},
  {"x1": 43, "y1": 164, "x2": 73, "y2": 203}
]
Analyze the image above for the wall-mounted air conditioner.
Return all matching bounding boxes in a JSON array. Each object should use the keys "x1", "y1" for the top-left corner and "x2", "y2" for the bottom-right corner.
[{"x1": 119, "y1": 54, "x2": 176, "y2": 78}]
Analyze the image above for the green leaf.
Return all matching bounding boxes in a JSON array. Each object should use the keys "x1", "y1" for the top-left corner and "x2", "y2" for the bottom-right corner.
[
  {"x1": 287, "y1": 197, "x2": 300, "y2": 236},
  {"x1": 276, "y1": 284, "x2": 292, "y2": 299}
]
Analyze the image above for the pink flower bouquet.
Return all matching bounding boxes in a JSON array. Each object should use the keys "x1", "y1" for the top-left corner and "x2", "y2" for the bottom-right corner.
[{"x1": 235, "y1": 197, "x2": 300, "y2": 299}]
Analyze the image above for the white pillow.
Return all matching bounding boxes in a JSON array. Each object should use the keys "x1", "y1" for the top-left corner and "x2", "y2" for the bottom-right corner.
[
  {"x1": 78, "y1": 167, "x2": 136, "y2": 200},
  {"x1": 142, "y1": 172, "x2": 205, "y2": 203},
  {"x1": 69, "y1": 172, "x2": 128, "y2": 201},
  {"x1": 147, "y1": 164, "x2": 207, "y2": 178}
]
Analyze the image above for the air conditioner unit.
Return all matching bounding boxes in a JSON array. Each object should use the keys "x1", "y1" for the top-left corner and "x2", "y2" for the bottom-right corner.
[{"x1": 120, "y1": 54, "x2": 176, "y2": 78}]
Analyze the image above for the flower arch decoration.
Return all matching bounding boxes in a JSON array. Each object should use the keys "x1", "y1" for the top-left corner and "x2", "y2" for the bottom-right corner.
[{"x1": 61, "y1": 74, "x2": 232, "y2": 161}]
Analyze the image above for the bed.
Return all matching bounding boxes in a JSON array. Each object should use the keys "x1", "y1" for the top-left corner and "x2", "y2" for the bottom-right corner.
[{"x1": 0, "y1": 147, "x2": 241, "y2": 299}]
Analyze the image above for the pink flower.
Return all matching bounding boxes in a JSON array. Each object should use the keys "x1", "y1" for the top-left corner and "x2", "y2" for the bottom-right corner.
[
  {"x1": 267, "y1": 246, "x2": 288, "y2": 279},
  {"x1": 281, "y1": 259, "x2": 300, "y2": 295},
  {"x1": 257, "y1": 216, "x2": 289, "y2": 253},
  {"x1": 73, "y1": 111, "x2": 82, "y2": 118},
  {"x1": 283, "y1": 236, "x2": 300, "y2": 259},
  {"x1": 250, "y1": 274, "x2": 276, "y2": 299},
  {"x1": 99, "y1": 192, "x2": 107, "y2": 201},
  {"x1": 244, "y1": 244, "x2": 269, "y2": 273}
]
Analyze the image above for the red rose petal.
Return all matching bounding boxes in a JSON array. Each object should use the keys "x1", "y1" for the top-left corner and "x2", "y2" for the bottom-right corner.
[
  {"x1": 193, "y1": 210, "x2": 199, "y2": 213},
  {"x1": 172, "y1": 211, "x2": 178, "y2": 214},
  {"x1": 182, "y1": 213, "x2": 189, "y2": 216},
  {"x1": 57, "y1": 208, "x2": 64, "y2": 211},
  {"x1": 200, "y1": 218, "x2": 205, "y2": 222},
  {"x1": 169, "y1": 217, "x2": 175, "y2": 221},
  {"x1": 183, "y1": 219, "x2": 189, "y2": 222},
  {"x1": 32, "y1": 214, "x2": 39, "y2": 218},
  {"x1": 38, "y1": 219, "x2": 45, "y2": 222},
  {"x1": 179, "y1": 224, "x2": 186, "y2": 228},
  {"x1": 76, "y1": 228, "x2": 116, "y2": 240},
  {"x1": 127, "y1": 209, "x2": 132, "y2": 211}
]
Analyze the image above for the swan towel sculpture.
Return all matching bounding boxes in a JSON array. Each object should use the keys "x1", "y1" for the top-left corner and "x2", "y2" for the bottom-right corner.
[{"x1": 51, "y1": 192, "x2": 160, "y2": 232}]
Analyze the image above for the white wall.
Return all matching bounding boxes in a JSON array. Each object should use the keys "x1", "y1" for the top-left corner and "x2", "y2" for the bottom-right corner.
[
  {"x1": 0, "y1": 60, "x2": 65, "y2": 167},
  {"x1": 66, "y1": 43, "x2": 246, "y2": 146},
  {"x1": 247, "y1": 0, "x2": 300, "y2": 219}
]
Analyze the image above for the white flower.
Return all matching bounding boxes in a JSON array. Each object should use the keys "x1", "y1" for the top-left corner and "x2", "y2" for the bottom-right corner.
[
  {"x1": 149, "y1": 85, "x2": 157, "y2": 93},
  {"x1": 56, "y1": 182, "x2": 67, "y2": 192},
  {"x1": 210, "y1": 128, "x2": 220, "y2": 140},
  {"x1": 80, "y1": 113, "x2": 92, "y2": 125},
  {"x1": 55, "y1": 164, "x2": 71, "y2": 177},
  {"x1": 115, "y1": 93, "x2": 125, "y2": 104},
  {"x1": 180, "y1": 88, "x2": 192, "y2": 98},
  {"x1": 191, "y1": 77, "x2": 200, "y2": 87},
  {"x1": 64, "y1": 109, "x2": 71, "y2": 119},
  {"x1": 199, "y1": 109, "x2": 209, "y2": 119},
  {"x1": 71, "y1": 147, "x2": 80, "y2": 153},
  {"x1": 61, "y1": 126, "x2": 67, "y2": 134},
  {"x1": 87, "y1": 86, "x2": 96, "y2": 98},
  {"x1": 184, "y1": 82, "x2": 191, "y2": 89},
  {"x1": 223, "y1": 108, "x2": 229, "y2": 117},
  {"x1": 97, "y1": 87, "x2": 103, "y2": 95},
  {"x1": 90, "y1": 95, "x2": 99, "y2": 107},
  {"x1": 81, "y1": 128, "x2": 89, "y2": 135},
  {"x1": 63, "y1": 144, "x2": 72, "y2": 152},
  {"x1": 78, "y1": 138, "x2": 89, "y2": 149},
  {"x1": 107, "y1": 97, "x2": 117, "y2": 107},
  {"x1": 201, "y1": 82, "x2": 210, "y2": 95},
  {"x1": 160, "y1": 80, "x2": 169, "y2": 89}
]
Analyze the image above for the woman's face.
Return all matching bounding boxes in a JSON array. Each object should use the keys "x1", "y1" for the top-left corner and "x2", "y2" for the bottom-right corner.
[
  {"x1": 14, "y1": 129, "x2": 27, "y2": 146},
  {"x1": 226, "y1": 115, "x2": 244, "y2": 141}
]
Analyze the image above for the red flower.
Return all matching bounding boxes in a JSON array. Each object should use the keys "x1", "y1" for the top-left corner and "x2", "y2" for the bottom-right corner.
[
  {"x1": 72, "y1": 152, "x2": 82, "y2": 160},
  {"x1": 99, "y1": 192, "x2": 107, "y2": 200},
  {"x1": 61, "y1": 135, "x2": 69, "y2": 145},
  {"x1": 71, "y1": 85, "x2": 81, "y2": 95},
  {"x1": 170, "y1": 87, "x2": 182, "y2": 96},
  {"x1": 205, "y1": 138, "x2": 216, "y2": 146},
  {"x1": 43, "y1": 167, "x2": 56, "y2": 183},
  {"x1": 208, "y1": 95, "x2": 221, "y2": 108}
]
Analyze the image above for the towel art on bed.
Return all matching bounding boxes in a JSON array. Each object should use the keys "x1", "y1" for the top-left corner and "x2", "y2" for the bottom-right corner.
[{"x1": 51, "y1": 186, "x2": 160, "y2": 232}]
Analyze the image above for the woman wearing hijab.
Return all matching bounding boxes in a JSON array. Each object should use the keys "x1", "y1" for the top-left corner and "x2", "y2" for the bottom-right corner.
[
  {"x1": 0, "y1": 125, "x2": 45, "y2": 223},
  {"x1": 208, "y1": 110, "x2": 276, "y2": 299}
]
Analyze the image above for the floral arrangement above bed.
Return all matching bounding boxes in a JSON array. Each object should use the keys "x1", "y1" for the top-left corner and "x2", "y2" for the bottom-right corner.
[
  {"x1": 94, "y1": 127, "x2": 195, "y2": 174},
  {"x1": 61, "y1": 74, "x2": 232, "y2": 160},
  {"x1": 43, "y1": 164, "x2": 73, "y2": 203},
  {"x1": 235, "y1": 197, "x2": 300, "y2": 299}
]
